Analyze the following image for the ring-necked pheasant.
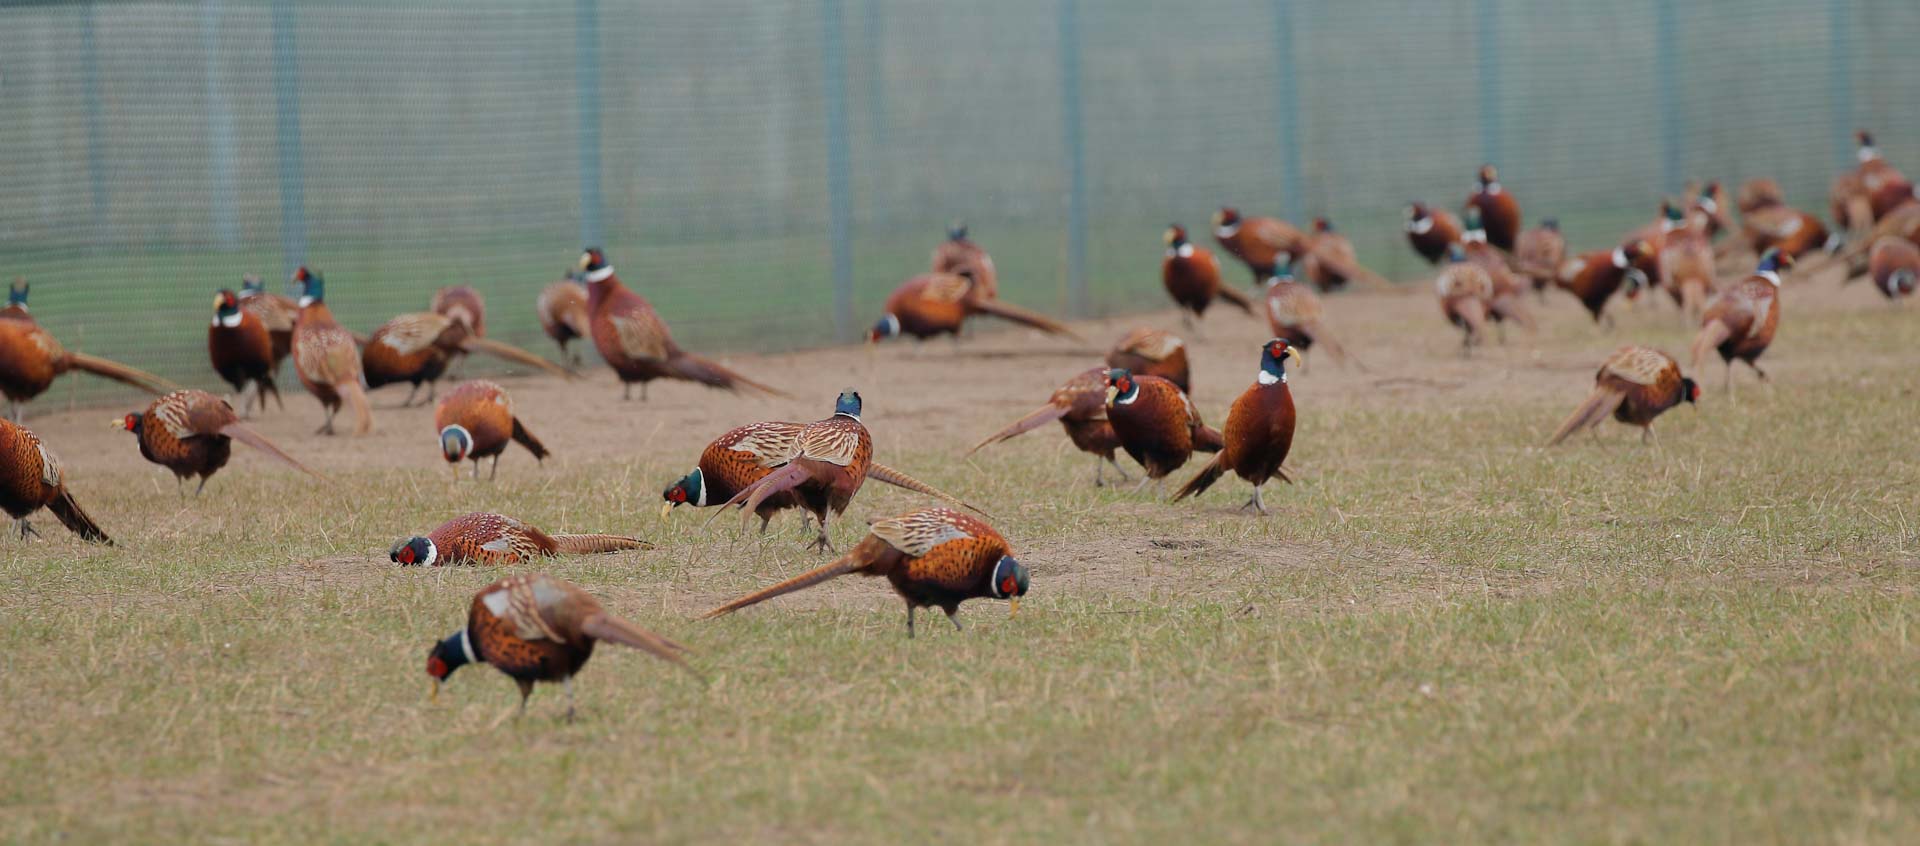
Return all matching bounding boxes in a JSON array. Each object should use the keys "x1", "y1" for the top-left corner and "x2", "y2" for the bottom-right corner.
[
  {"x1": 1436, "y1": 246, "x2": 1495, "y2": 353},
  {"x1": 1172, "y1": 338, "x2": 1300, "y2": 515},
  {"x1": 392, "y1": 512, "x2": 652, "y2": 567},
  {"x1": 661, "y1": 421, "x2": 811, "y2": 529},
  {"x1": 1211, "y1": 207, "x2": 1306, "y2": 282},
  {"x1": 1691, "y1": 248, "x2": 1789, "y2": 401},
  {"x1": 1691, "y1": 180, "x2": 1733, "y2": 241},
  {"x1": 425, "y1": 572, "x2": 695, "y2": 723},
  {"x1": 930, "y1": 223, "x2": 998, "y2": 301},
  {"x1": 1101, "y1": 368, "x2": 1223, "y2": 489},
  {"x1": 1162, "y1": 225, "x2": 1252, "y2": 330},
  {"x1": 0, "y1": 419, "x2": 110, "y2": 543},
  {"x1": 1832, "y1": 131, "x2": 1916, "y2": 233},
  {"x1": 208, "y1": 289, "x2": 283, "y2": 417},
  {"x1": 431, "y1": 285, "x2": 486, "y2": 337},
  {"x1": 577, "y1": 249, "x2": 783, "y2": 400},
  {"x1": 436, "y1": 380, "x2": 548, "y2": 481},
  {"x1": 1299, "y1": 217, "x2": 1387, "y2": 292},
  {"x1": 705, "y1": 390, "x2": 977, "y2": 551},
  {"x1": 1459, "y1": 208, "x2": 1537, "y2": 336},
  {"x1": 239, "y1": 273, "x2": 297, "y2": 371},
  {"x1": 1659, "y1": 205, "x2": 1719, "y2": 320},
  {"x1": 2, "y1": 279, "x2": 30, "y2": 320},
  {"x1": 537, "y1": 271, "x2": 591, "y2": 366},
  {"x1": 0, "y1": 283, "x2": 177, "y2": 421},
  {"x1": 1735, "y1": 179, "x2": 1834, "y2": 259},
  {"x1": 1263, "y1": 267, "x2": 1358, "y2": 370},
  {"x1": 869, "y1": 272, "x2": 1083, "y2": 345},
  {"x1": 1406, "y1": 202, "x2": 1464, "y2": 264},
  {"x1": 1465, "y1": 164, "x2": 1521, "y2": 251},
  {"x1": 114, "y1": 390, "x2": 322, "y2": 493},
  {"x1": 1513, "y1": 219, "x2": 1566, "y2": 296},
  {"x1": 703, "y1": 507, "x2": 1028, "y2": 638},
  {"x1": 1861, "y1": 237, "x2": 1918, "y2": 302},
  {"x1": 966, "y1": 366, "x2": 1131, "y2": 487},
  {"x1": 290, "y1": 270, "x2": 373, "y2": 436},
  {"x1": 362, "y1": 311, "x2": 570, "y2": 406},
  {"x1": 1105, "y1": 327, "x2": 1191, "y2": 393},
  {"x1": 1547, "y1": 346, "x2": 1698, "y2": 446},
  {"x1": 1554, "y1": 240, "x2": 1653, "y2": 327}
]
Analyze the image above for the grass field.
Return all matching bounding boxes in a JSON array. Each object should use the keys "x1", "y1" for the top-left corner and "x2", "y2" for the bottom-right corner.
[{"x1": 2, "y1": 255, "x2": 1916, "y2": 843}]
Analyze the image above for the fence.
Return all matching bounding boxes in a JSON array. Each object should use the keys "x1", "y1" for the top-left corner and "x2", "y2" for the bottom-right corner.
[{"x1": 2, "y1": 0, "x2": 1917, "y2": 400}]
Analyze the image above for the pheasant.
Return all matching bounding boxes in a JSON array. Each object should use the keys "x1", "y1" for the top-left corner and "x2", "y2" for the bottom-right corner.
[
  {"x1": 1547, "y1": 346, "x2": 1699, "y2": 446},
  {"x1": 1830, "y1": 131, "x2": 1915, "y2": 240},
  {"x1": 1263, "y1": 267, "x2": 1358, "y2": 369},
  {"x1": 113, "y1": 390, "x2": 323, "y2": 493},
  {"x1": 290, "y1": 270, "x2": 373, "y2": 436},
  {"x1": 1405, "y1": 202, "x2": 1464, "y2": 265},
  {"x1": 1101, "y1": 368, "x2": 1224, "y2": 488},
  {"x1": 208, "y1": 289, "x2": 282, "y2": 417},
  {"x1": 1658, "y1": 205, "x2": 1719, "y2": 319},
  {"x1": 577, "y1": 249, "x2": 783, "y2": 400},
  {"x1": 424, "y1": 572, "x2": 695, "y2": 723},
  {"x1": 703, "y1": 507, "x2": 1028, "y2": 638},
  {"x1": 869, "y1": 272, "x2": 1083, "y2": 344},
  {"x1": 1459, "y1": 208, "x2": 1537, "y2": 335},
  {"x1": 1172, "y1": 339, "x2": 1300, "y2": 514},
  {"x1": 0, "y1": 419, "x2": 110, "y2": 543},
  {"x1": 361, "y1": 311, "x2": 570, "y2": 406},
  {"x1": 1299, "y1": 217, "x2": 1386, "y2": 292},
  {"x1": 661, "y1": 421, "x2": 811, "y2": 528},
  {"x1": 435, "y1": 380, "x2": 549, "y2": 481},
  {"x1": 1436, "y1": 247, "x2": 1495, "y2": 353},
  {"x1": 1554, "y1": 240, "x2": 1653, "y2": 327},
  {"x1": 1105, "y1": 327, "x2": 1190, "y2": 393},
  {"x1": 0, "y1": 283, "x2": 177, "y2": 421},
  {"x1": 1690, "y1": 180, "x2": 1733, "y2": 241},
  {"x1": 1465, "y1": 164, "x2": 1522, "y2": 251},
  {"x1": 1861, "y1": 237, "x2": 1918, "y2": 301},
  {"x1": 2, "y1": 279, "x2": 30, "y2": 320},
  {"x1": 1736, "y1": 179, "x2": 1834, "y2": 259},
  {"x1": 239, "y1": 273, "x2": 298, "y2": 370},
  {"x1": 1513, "y1": 219, "x2": 1566, "y2": 296},
  {"x1": 1691, "y1": 249, "x2": 1790, "y2": 400},
  {"x1": 1160, "y1": 224, "x2": 1252, "y2": 330},
  {"x1": 536, "y1": 272, "x2": 591, "y2": 366},
  {"x1": 1211, "y1": 207, "x2": 1306, "y2": 282},
  {"x1": 1833, "y1": 199, "x2": 1920, "y2": 276},
  {"x1": 431, "y1": 284, "x2": 486, "y2": 337},
  {"x1": 930, "y1": 223, "x2": 998, "y2": 301},
  {"x1": 392, "y1": 512, "x2": 651, "y2": 567},
  {"x1": 705, "y1": 390, "x2": 977, "y2": 551},
  {"x1": 966, "y1": 366, "x2": 1131, "y2": 487}
]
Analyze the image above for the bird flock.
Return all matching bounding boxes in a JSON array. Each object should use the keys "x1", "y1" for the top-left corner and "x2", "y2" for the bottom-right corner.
[{"x1": 0, "y1": 130, "x2": 1913, "y2": 722}]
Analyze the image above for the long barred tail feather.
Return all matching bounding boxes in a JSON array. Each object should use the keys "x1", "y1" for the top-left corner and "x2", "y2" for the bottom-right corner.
[
  {"x1": 1546, "y1": 386, "x2": 1628, "y2": 446},
  {"x1": 965, "y1": 403, "x2": 1071, "y2": 455},
  {"x1": 551, "y1": 533, "x2": 652, "y2": 554}
]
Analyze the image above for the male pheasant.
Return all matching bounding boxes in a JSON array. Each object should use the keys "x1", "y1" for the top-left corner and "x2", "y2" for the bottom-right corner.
[
  {"x1": 114, "y1": 390, "x2": 322, "y2": 494},
  {"x1": 435, "y1": 380, "x2": 549, "y2": 481}
]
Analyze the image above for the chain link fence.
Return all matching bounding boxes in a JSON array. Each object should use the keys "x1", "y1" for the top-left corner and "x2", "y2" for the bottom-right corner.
[{"x1": 3, "y1": 1, "x2": 1917, "y2": 401}]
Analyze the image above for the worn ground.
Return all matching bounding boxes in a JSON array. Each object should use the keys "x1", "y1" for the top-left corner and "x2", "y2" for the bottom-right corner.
[{"x1": 2, "y1": 257, "x2": 1916, "y2": 843}]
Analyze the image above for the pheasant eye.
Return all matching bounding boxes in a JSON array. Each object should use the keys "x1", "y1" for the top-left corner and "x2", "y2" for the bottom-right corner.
[
  {"x1": 398, "y1": 546, "x2": 415, "y2": 565},
  {"x1": 426, "y1": 655, "x2": 446, "y2": 678}
]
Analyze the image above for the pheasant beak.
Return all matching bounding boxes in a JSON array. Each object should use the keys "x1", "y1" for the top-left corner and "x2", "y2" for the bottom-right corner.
[
  {"x1": 576, "y1": 253, "x2": 592, "y2": 271},
  {"x1": 1104, "y1": 385, "x2": 1119, "y2": 405},
  {"x1": 1008, "y1": 596, "x2": 1021, "y2": 617},
  {"x1": 109, "y1": 417, "x2": 125, "y2": 430},
  {"x1": 1286, "y1": 347, "x2": 1305, "y2": 369},
  {"x1": 660, "y1": 501, "x2": 674, "y2": 521},
  {"x1": 430, "y1": 678, "x2": 440, "y2": 703}
]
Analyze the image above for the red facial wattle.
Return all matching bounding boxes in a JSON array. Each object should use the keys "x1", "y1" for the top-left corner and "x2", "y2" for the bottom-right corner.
[{"x1": 426, "y1": 655, "x2": 447, "y2": 679}]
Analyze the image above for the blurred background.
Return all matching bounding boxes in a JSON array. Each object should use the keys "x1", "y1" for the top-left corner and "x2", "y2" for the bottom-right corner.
[{"x1": 3, "y1": 0, "x2": 1917, "y2": 400}]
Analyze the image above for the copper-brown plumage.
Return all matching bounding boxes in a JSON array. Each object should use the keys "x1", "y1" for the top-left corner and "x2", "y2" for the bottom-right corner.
[
  {"x1": 1406, "y1": 203, "x2": 1464, "y2": 264},
  {"x1": 1691, "y1": 250, "x2": 1788, "y2": 399},
  {"x1": 434, "y1": 380, "x2": 548, "y2": 480},
  {"x1": 576, "y1": 249, "x2": 783, "y2": 400},
  {"x1": 362, "y1": 311, "x2": 569, "y2": 406},
  {"x1": 238, "y1": 274, "x2": 297, "y2": 370},
  {"x1": 0, "y1": 419, "x2": 109, "y2": 543},
  {"x1": 208, "y1": 289, "x2": 282, "y2": 416},
  {"x1": 425, "y1": 572, "x2": 694, "y2": 722},
  {"x1": 870, "y1": 271, "x2": 1083, "y2": 344},
  {"x1": 1106, "y1": 327, "x2": 1191, "y2": 393},
  {"x1": 1547, "y1": 346, "x2": 1698, "y2": 445},
  {"x1": 1460, "y1": 209, "x2": 1537, "y2": 334},
  {"x1": 1211, "y1": 207, "x2": 1306, "y2": 281},
  {"x1": 1864, "y1": 237, "x2": 1919, "y2": 301},
  {"x1": 0, "y1": 283, "x2": 176, "y2": 420},
  {"x1": 966, "y1": 366, "x2": 1130, "y2": 487},
  {"x1": 931, "y1": 224, "x2": 999, "y2": 301},
  {"x1": 1101, "y1": 370, "x2": 1223, "y2": 484},
  {"x1": 1263, "y1": 272, "x2": 1359, "y2": 370},
  {"x1": 1172, "y1": 339, "x2": 1299, "y2": 514},
  {"x1": 1554, "y1": 242, "x2": 1650, "y2": 326},
  {"x1": 1162, "y1": 225, "x2": 1252, "y2": 326},
  {"x1": 536, "y1": 274, "x2": 592, "y2": 365},
  {"x1": 662, "y1": 421, "x2": 813, "y2": 528},
  {"x1": 1737, "y1": 179, "x2": 1834, "y2": 259},
  {"x1": 290, "y1": 270, "x2": 373, "y2": 436},
  {"x1": 431, "y1": 284, "x2": 486, "y2": 337},
  {"x1": 702, "y1": 507, "x2": 1028, "y2": 637},
  {"x1": 114, "y1": 390, "x2": 322, "y2": 493},
  {"x1": 1660, "y1": 212, "x2": 1719, "y2": 320},
  {"x1": 1436, "y1": 250, "x2": 1495, "y2": 353},
  {"x1": 1513, "y1": 219, "x2": 1566, "y2": 295},
  {"x1": 1299, "y1": 217, "x2": 1387, "y2": 292},
  {"x1": 1465, "y1": 165, "x2": 1521, "y2": 251},
  {"x1": 392, "y1": 512, "x2": 651, "y2": 568}
]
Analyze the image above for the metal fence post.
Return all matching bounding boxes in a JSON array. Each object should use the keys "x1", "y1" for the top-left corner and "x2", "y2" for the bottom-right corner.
[
  {"x1": 861, "y1": 0, "x2": 888, "y2": 224},
  {"x1": 1058, "y1": 0, "x2": 1088, "y2": 316},
  {"x1": 1473, "y1": 0, "x2": 1502, "y2": 170},
  {"x1": 1829, "y1": 0, "x2": 1854, "y2": 172},
  {"x1": 1272, "y1": 0, "x2": 1305, "y2": 224},
  {"x1": 79, "y1": 2, "x2": 110, "y2": 249},
  {"x1": 270, "y1": 0, "x2": 307, "y2": 277},
  {"x1": 201, "y1": 0, "x2": 239, "y2": 250},
  {"x1": 575, "y1": 0, "x2": 605, "y2": 250},
  {"x1": 822, "y1": 0, "x2": 855, "y2": 340},
  {"x1": 1653, "y1": 0, "x2": 1681, "y2": 192}
]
